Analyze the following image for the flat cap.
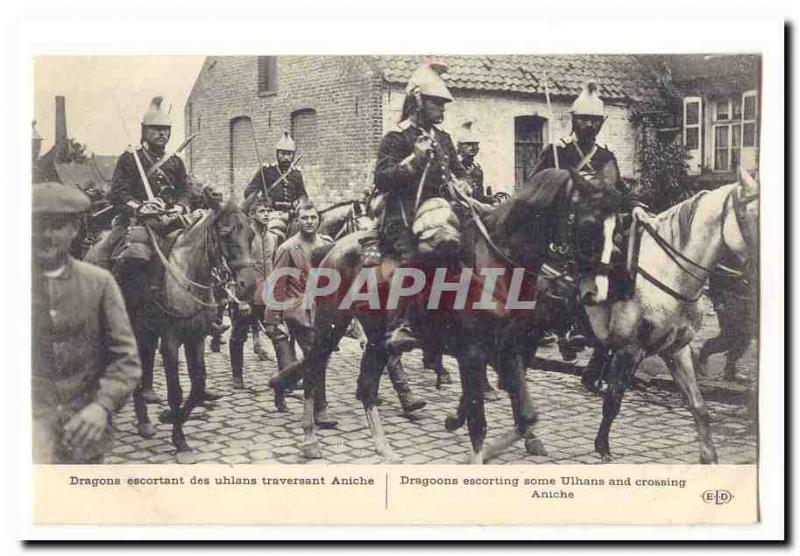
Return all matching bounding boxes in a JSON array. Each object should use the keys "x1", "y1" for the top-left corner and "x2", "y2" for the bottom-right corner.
[{"x1": 32, "y1": 181, "x2": 91, "y2": 214}]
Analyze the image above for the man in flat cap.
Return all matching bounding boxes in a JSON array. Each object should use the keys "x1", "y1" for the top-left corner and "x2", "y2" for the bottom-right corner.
[
  {"x1": 32, "y1": 182, "x2": 141, "y2": 463},
  {"x1": 456, "y1": 120, "x2": 493, "y2": 204}
]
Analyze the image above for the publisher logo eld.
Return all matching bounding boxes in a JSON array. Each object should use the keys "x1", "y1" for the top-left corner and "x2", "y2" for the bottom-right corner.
[{"x1": 702, "y1": 490, "x2": 734, "y2": 505}]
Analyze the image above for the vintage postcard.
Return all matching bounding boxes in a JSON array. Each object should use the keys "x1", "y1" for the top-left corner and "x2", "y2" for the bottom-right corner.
[{"x1": 14, "y1": 12, "x2": 785, "y2": 540}]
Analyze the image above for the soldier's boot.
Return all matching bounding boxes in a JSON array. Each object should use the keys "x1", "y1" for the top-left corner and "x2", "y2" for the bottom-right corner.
[
  {"x1": 387, "y1": 355, "x2": 426, "y2": 414},
  {"x1": 268, "y1": 335, "x2": 299, "y2": 413},
  {"x1": 385, "y1": 304, "x2": 418, "y2": 356},
  {"x1": 251, "y1": 325, "x2": 271, "y2": 362},
  {"x1": 229, "y1": 340, "x2": 245, "y2": 389},
  {"x1": 423, "y1": 352, "x2": 452, "y2": 389}
]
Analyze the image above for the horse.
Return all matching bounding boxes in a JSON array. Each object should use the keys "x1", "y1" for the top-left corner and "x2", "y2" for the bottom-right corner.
[
  {"x1": 581, "y1": 168, "x2": 759, "y2": 464},
  {"x1": 86, "y1": 188, "x2": 256, "y2": 463},
  {"x1": 273, "y1": 167, "x2": 621, "y2": 464}
]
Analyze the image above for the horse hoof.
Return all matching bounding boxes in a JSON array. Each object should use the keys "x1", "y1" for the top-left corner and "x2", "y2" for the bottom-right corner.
[
  {"x1": 468, "y1": 452, "x2": 484, "y2": 465},
  {"x1": 315, "y1": 411, "x2": 338, "y2": 430},
  {"x1": 231, "y1": 376, "x2": 245, "y2": 389},
  {"x1": 301, "y1": 443, "x2": 323, "y2": 460},
  {"x1": 599, "y1": 452, "x2": 613, "y2": 463},
  {"x1": 175, "y1": 450, "x2": 196, "y2": 465},
  {"x1": 700, "y1": 451, "x2": 718, "y2": 465},
  {"x1": 137, "y1": 422, "x2": 157, "y2": 438},
  {"x1": 525, "y1": 436, "x2": 548, "y2": 457},
  {"x1": 141, "y1": 388, "x2": 161, "y2": 404},
  {"x1": 158, "y1": 409, "x2": 179, "y2": 424},
  {"x1": 444, "y1": 415, "x2": 461, "y2": 432},
  {"x1": 383, "y1": 451, "x2": 402, "y2": 464}
]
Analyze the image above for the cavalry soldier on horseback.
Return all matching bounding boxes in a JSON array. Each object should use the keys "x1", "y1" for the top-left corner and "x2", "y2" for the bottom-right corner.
[
  {"x1": 32, "y1": 182, "x2": 141, "y2": 463},
  {"x1": 105, "y1": 96, "x2": 198, "y2": 403},
  {"x1": 456, "y1": 120, "x2": 493, "y2": 204},
  {"x1": 373, "y1": 61, "x2": 470, "y2": 354},
  {"x1": 244, "y1": 131, "x2": 308, "y2": 212}
]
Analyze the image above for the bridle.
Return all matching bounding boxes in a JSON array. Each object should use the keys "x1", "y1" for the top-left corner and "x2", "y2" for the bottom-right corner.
[
  {"x1": 636, "y1": 184, "x2": 758, "y2": 303},
  {"x1": 145, "y1": 208, "x2": 255, "y2": 318}
]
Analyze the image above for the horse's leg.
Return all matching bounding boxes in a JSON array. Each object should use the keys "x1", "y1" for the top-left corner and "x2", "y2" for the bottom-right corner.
[
  {"x1": 594, "y1": 347, "x2": 639, "y2": 463},
  {"x1": 170, "y1": 336, "x2": 210, "y2": 464},
  {"x1": 299, "y1": 313, "x2": 345, "y2": 460},
  {"x1": 157, "y1": 332, "x2": 183, "y2": 425},
  {"x1": 663, "y1": 346, "x2": 718, "y2": 464},
  {"x1": 484, "y1": 343, "x2": 545, "y2": 461},
  {"x1": 134, "y1": 328, "x2": 158, "y2": 438},
  {"x1": 456, "y1": 342, "x2": 488, "y2": 464},
  {"x1": 356, "y1": 317, "x2": 401, "y2": 463},
  {"x1": 582, "y1": 344, "x2": 609, "y2": 393}
]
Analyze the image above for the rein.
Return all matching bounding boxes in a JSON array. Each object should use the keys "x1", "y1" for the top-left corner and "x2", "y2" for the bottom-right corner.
[{"x1": 634, "y1": 185, "x2": 758, "y2": 303}]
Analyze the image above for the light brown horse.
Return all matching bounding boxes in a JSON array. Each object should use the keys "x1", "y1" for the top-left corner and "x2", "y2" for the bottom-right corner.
[{"x1": 582, "y1": 169, "x2": 759, "y2": 463}]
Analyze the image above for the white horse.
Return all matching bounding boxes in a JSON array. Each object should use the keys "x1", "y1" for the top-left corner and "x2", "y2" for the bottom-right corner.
[{"x1": 582, "y1": 168, "x2": 759, "y2": 464}]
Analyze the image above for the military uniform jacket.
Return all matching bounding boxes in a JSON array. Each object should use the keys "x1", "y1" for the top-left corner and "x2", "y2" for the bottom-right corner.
[
  {"x1": 32, "y1": 258, "x2": 141, "y2": 462},
  {"x1": 267, "y1": 232, "x2": 333, "y2": 328},
  {"x1": 461, "y1": 159, "x2": 492, "y2": 203},
  {"x1": 530, "y1": 137, "x2": 641, "y2": 196},
  {"x1": 108, "y1": 144, "x2": 190, "y2": 212},
  {"x1": 374, "y1": 121, "x2": 467, "y2": 223},
  {"x1": 244, "y1": 164, "x2": 307, "y2": 208}
]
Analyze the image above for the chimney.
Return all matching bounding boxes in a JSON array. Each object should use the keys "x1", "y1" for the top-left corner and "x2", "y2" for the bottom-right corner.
[{"x1": 55, "y1": 95, "x2": 67, "y2": 144}]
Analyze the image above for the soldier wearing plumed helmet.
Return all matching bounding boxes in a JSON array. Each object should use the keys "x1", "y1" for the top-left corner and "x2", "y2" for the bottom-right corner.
[{"x1": 244, "y1": 130, "x2": 308, "y2": 212}]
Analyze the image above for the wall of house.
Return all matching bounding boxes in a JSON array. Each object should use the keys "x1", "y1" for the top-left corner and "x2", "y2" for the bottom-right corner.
[
  {"x1": 185, "y1": 56, "x2": 385, "y2": 206},
  {"x1": 381, "y1": 85, "x2": 638, "y2": 193}
]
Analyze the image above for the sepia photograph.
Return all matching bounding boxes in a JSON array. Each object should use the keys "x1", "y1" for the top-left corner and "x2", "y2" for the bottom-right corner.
[{"x1": 31, "y1": 52, "x2": 761, "y2": 470}]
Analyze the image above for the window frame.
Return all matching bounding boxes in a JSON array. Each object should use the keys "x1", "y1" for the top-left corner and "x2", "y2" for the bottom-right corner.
[
  {"x1": 257, "y1": 56, "x2": 279, "y2": 96},
  {"x1": 742, "y1": 89, "x2": 758, "y2": 148},
  {"x1": 513, "y1": 115, "x2": 546, "y2": 190},
  {"x1": 683, "y1": 96, "x2": 702, "y2": 151}
]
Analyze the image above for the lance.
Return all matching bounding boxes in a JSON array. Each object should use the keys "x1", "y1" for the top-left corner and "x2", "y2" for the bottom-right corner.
[
  {"x1": 542, "y1": 71, "x2": 560, "y2": 170},
  {"x1": 146, "y1": 132, "x2": 197, "y2": 178}
]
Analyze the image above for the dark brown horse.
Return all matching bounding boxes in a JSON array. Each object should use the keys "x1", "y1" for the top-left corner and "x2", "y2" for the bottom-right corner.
[
  {"x1": 279, "y1": 168, "x2": 621, "y2": 463},
  {"x1": 87, "y1": 188, "x2": 256, "y2": 463}
]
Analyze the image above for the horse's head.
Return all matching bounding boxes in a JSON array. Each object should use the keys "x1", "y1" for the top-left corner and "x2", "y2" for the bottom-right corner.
[
  {"x1": 206, "y1": 186, "x2": 257, "y2": 301},
  {"x1": 725, "y1": 167, "x2": 760, "y2": 267},
  {"x1": 503, "y1": 166, "x2": 621, "y2": 278}
]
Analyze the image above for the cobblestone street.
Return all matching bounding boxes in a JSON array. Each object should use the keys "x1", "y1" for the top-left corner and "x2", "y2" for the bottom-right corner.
[{"x1": 107, "y1": 310, "x2": 758, "y2": 466}]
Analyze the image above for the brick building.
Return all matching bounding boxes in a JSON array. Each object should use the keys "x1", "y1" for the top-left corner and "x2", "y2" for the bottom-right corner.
[{"x1": 184, "y1": 55, "x2": 651, "y2": 205}]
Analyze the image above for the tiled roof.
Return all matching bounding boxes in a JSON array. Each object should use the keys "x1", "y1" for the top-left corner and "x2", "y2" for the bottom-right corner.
[
  {"x1": 375, "y1": 55, "x2": 650, "y2": 102},
  {"x1": 54, "y1": 155, "x2": 118, "y2": 193}
]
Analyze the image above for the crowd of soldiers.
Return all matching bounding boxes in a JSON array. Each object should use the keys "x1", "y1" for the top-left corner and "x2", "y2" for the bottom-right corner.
[{"x1": 31, "y1": 61, "x2": 754, "y2": 464}]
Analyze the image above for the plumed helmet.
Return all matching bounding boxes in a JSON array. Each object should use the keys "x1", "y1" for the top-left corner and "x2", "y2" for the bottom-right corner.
[
  {"x1": 456, "y1": 119, "x2": 479, "y2": 144},
  {"x1": 570, "y1": 81, "x2": 605, "y2": 117},
  {"x1": 141, "y1": 96, "x2": 172, "y2": 127},
  {"x1": 32, "y1": 181, "x2": 91, "y2": 215},
  {"x1": 406, "y1": 61, "x2": 453, "y2": 102},
  {"x1": 275, "y1": 130, "x2": 296, "y2": 152}
]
